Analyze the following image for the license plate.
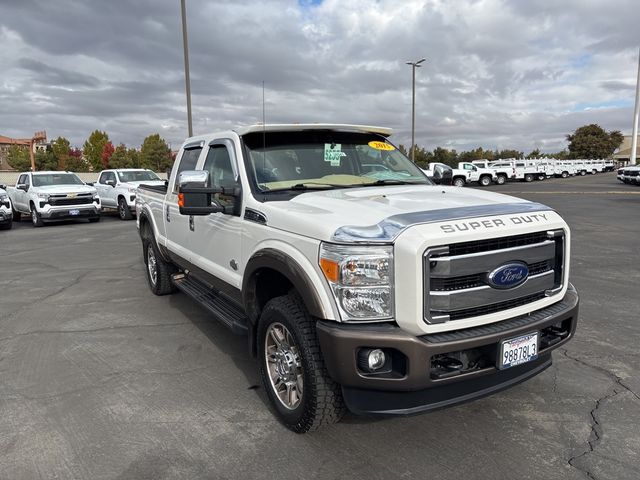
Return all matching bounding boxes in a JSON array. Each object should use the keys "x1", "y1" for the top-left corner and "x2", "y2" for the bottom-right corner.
[
  {"x1": 69, "y1": 209, "x2": 80, "y2": 216},
  {"x1": 499, "y1": 332, "x2": 538, "y2": 369}
]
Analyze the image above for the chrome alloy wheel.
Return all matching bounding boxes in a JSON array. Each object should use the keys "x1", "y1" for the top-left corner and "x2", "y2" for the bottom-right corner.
[
  {"x1": 119, "y1": 201, "x2": 127, "y2": 219},
  {"x1": 147, "y1": 245, "x2": 157, "y2": 286},
  {"x1": 265, "y1": 322, "x2": 303, "y2": 410}
]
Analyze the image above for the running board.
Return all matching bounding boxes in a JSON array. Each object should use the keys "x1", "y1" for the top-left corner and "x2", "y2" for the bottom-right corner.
[{"x1": 172, "y1": 273, "x2": 248, "y2": 335}]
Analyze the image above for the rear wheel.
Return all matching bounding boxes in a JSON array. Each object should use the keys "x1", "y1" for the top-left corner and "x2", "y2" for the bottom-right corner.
[
  {"x1": 536, "y1": 174, "x2": 545, "y2": 181},
  {"x1": 524, "y1": 174, "x2": 534, "y2": 182},
  {"x1": 118, "y1": 197, "x2": 133, "y2": 220},
  {"x1": 496, "y1": 174, "x2": 507, "y2": 185},
  {"x1": 30, "y1": 206, "x2": 44, "y2": 227},
  {"x1": 479, "y1": 175, "x2": 491, "y2": 186},
  {"x1": 561, "y1": 171, "x2": 568, "y2": 178},
  {"x1": 12, "y1": 209, "x2": 21, "y2": 222},
  {"x1": 580, "y1": 170, "x2": 586, "y2": 176},
  {"x1": 453, "y1": 177, "x2": 466, "y2": 187},
  {"x1": 258, "y1": 294, "x2": 344, "y2": 433},
  {"x1": 143, "y1": 235, "x2": 176, "y2": 295}
]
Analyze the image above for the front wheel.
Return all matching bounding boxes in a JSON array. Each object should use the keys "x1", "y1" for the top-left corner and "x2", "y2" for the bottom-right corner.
[
  {"x1": 561, "y1": 171, "x2": 568, "y2": 178},
  {"x1": 496, "y1": 175, "x2": 506, "y2": 185},
  {"x1": 118, "y1": 197, "x2": 133, "y2": 220},
  {"x1": 524, "y1": 174, "x2": 534, "y2": 182},
  {"x1": 580, "y1": 170, "x2": 586, "y2": 176},
  {"x1": 258, "y1": 294, "x2": 344, "y2": 433},
  {"x1": 31, "y1": 207, "x2": 44, "y2": 227}
]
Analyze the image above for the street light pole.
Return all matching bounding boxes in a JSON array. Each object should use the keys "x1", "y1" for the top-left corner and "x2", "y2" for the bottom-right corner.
[
  {"x1": 406, "y1": 58, "x2": 426, "y2": 162},
  {"x1": 180, "y1": 0, "x2": 193, "y2": 137},
  {"x1": 630, "y1": 47, "x2": 640, "y2": 166}
]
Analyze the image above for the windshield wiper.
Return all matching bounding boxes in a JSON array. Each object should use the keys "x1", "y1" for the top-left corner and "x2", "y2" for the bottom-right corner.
[
  {"x1": 359, "y1": 179, "x2": 426, "y2": 186},
  {"x1": 261, "y1": 183, "x2": 343, "y2": 193}
]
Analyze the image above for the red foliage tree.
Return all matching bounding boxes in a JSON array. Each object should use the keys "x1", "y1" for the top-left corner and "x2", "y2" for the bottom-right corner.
[{"x1": 101, "y1": 141, "x2": 115, "y2": 169}]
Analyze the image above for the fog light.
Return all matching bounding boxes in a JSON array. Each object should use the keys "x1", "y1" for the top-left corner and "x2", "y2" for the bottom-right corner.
[{"x1": 368, "y1": 349, "x2": 386, "y2": 370}]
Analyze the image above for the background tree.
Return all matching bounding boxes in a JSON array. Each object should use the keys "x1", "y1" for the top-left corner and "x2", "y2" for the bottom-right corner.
[
  {"x1": 108, "y1": 144, "x2": 130, "y2": 168},
  {"x1": 432, "y1": 147, "x2": 458, "y2": 167},
  {"x1": 527, "y1": 148, "x2": 541, "y2": 159},
  {"x1": 6, "y1": 145, "x2": 31, "y2": 171},
  {"x1": 140, "y1": 134, "x2": 172, "y2": 172},
  {"x1": 126, "y1": 147, "x2": 141, "y2": 168},
  {"x1": 82, "y1": 130, "x2": 109, "y2": 171},
  {"x1": 35, "y1": 147, "x2": 58, "y2": 171},
  {"x1": 101, "y1": 141, "x2": 115, "y2": 169},
  {"x1": 495, "y1": 149, "x2": 523, "y2": 159},
  {"x1": 66, "y1": 147, "x2": 88, "y2": 171},
  {"x1": 566, "y1": 124, "x2": 624, "y2": 159},
  {"x1": 51, "y1": 136, "x2": 71, "y2": 170}
]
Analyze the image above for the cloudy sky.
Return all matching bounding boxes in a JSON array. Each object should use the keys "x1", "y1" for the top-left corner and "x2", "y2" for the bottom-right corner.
[{"x1": 0, "y1": 0, "x2": 638, "y2": 153}]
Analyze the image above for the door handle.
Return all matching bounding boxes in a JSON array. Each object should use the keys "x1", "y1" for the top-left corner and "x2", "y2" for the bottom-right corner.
[
  {"x1": 166, "y1": 205, "x2": 170, "y2": 223},
  {"x1": 189, "y1": 215, "x2": 194, "y2": 231}
]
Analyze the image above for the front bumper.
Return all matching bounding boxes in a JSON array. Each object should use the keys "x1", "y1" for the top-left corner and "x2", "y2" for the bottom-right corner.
[
  {"x1": 40, "y1": 206, "x2": 100, "y2": 220},
  {"x1": 317, "y1": 284, "x2": 578, "y2": 415}
]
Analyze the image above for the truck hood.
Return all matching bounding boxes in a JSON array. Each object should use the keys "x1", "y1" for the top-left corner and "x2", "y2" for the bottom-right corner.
[
  {"x1": 34, "y1": 184, "x2": 97, "y2": 195},
  {"x1": 259, "y1": 185, "x2": 545, "y2": 242}
]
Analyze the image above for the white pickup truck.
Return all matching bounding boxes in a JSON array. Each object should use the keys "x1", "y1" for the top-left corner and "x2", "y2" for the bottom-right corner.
[
  {"x1": 0, "y1": 185, "x2": 13, "y2": 230},
  {"x1": 7, "y1": 171, "x2": 101, "y2": 227},
  {"x1": 93, "y1": 169, "x2": 165, "y2": 220},
  {"x1": 457, "y1": 162, "x2": 497, "y2": 186},
  {"x1": 136, "y1": 124, "x2": 578, "y2": 433},
  {"x1": 471, "y1": 160, "x2": 510, "y2": 185}
]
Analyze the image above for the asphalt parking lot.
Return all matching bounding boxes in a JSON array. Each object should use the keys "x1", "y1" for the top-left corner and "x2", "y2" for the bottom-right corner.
[{"x1": 1, "y1": 172, "x2": 639, "y2": 480}]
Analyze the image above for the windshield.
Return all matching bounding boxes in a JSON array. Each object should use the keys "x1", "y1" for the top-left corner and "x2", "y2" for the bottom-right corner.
[
  {"x1": 32, "y1": 173, "x2": 84, "y2": 187},
  {"x1": 243, "y1": 131, "x2": 431, "y2": 192},
  {"x1": 117, "y1": 170, "x2": 160, "y2": 183}
]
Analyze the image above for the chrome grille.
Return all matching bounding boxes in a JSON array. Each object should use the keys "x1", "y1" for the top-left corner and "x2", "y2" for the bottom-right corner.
[
  {"x1": 424, "y1": 230, "x2": 564, "y2": 323},
  {"x1": 49, "y1": 194, "x2": 94, "y2": 206}
]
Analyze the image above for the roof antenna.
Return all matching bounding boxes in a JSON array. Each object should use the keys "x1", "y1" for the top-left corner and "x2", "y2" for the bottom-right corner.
[{"x1": 262, "y1": 81, "x2": 266, "y2": 180}]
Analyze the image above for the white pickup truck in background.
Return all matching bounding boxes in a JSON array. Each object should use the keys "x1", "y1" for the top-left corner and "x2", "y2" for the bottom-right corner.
[
  {"x1": 471, "y1": 160, "x2": 510, "y2": 185},
  {"x1": 0, "y1": 185, "x2": 13, "y2": 230},
  {"x1": 7, "y1": 171, "x2": 101, "y2": 227},
  {"x1": 457, "y1": 162, "x2": 497, "y2": 186},
  {"x1": 423, "y1": 162, "x2": 470, "y2": 187},
  {"x1": 135, "y1": 123, "x2": 579, "y2": 433},
  {"x1": 93, "y1": 169, "x2": 165, "y2": 220}
]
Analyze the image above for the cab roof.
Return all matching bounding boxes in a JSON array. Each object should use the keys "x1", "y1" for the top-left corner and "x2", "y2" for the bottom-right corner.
[{"x1": 234, "y1": 124, "x2": 392, "y2": 137}]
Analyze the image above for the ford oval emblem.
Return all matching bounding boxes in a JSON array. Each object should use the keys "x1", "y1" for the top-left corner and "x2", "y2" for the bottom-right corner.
[{"x1": 487, "y1": 262, "x2": 529, "y2": 289}]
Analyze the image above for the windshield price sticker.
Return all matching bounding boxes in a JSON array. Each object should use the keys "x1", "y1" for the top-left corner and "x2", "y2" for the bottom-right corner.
[
  {"x1": 499, "y1": 332, "x2": 538, "y2": 369},
  {"x1": 368, "y1": 141, "x2": 395, "y2": 151},
  {"x1": 324, "y1": 143, "x2": 345, "y2": 166}
]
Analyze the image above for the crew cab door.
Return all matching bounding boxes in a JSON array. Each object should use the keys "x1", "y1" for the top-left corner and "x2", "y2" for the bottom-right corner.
[
  {"x1": 190, "y1": 140, "x2": 243, "y2": 291},
  {"x1": 165, "y1": 142, "x2": 205, "y2": 261}
]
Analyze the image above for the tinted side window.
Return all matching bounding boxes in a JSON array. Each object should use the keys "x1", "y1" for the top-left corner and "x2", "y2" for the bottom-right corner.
[
  {"x1": 106, "y1": 172, "x2": 116, "y2": 183},
  {"x1": 98, "y1": 172, "x2": 108, "y2": 184},
  {"x1": 18, "y1": 174, "x2": 26, "y2": 184},
  {"x1": 173, "y1": 147, "x2": 203, "y2": 191}
]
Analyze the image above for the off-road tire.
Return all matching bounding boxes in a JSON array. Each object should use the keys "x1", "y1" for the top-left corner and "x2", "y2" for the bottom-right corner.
[
  {"x1": 258, "y1": 294, "x2": 345, "y2": 433},
  {"x1": 496, "y1": 174, "x2": 507, "y2": 185},
  {"x1": 30, "y1": 206, "x2": 44, "y2": 227},
  {"x1": 143, "y1": 233, "x2": 176, "y2": 295},
  {"x1": 524, "y1": 174, "x2": 534, "y2": 182},
  {"x1": 118, "y1": 197, "x2": 133, "y2": 220}
]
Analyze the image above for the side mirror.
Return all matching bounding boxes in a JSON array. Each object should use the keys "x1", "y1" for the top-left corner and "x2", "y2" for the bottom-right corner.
[
  {"x1": 178, "y1": 170, "x2": 240, "y2": 216},
  {"x1": 86, "y1": 182, "x2": 94, "y2": 186},
  {"x1": 0, "y1": 184, "x2": 6, "y2": 189},
  {"x1": 106, "y1": 179, "x2": 116, "y2": 187},
  {"x1": 17, "y1": 184, "x2": 28, "y2": 192}
]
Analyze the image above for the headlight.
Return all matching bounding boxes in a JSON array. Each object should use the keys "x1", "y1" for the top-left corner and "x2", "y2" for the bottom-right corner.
[
  {"x1": 319, "y1": 243, "x2": 394, "y2": 321},
  {"x1": 128, "y1": 187, "x2": 137, "y2": 193},
  {"x1": 0, "y1": 194, "x2": 9, "y2": 207},
  {"x1": 37, "y1": 192, "x2": 50, "y2": 200}
]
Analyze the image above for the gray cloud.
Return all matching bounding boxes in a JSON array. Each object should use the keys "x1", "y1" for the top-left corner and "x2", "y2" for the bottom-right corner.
[{"x1": 0, "y1": 0, "x2": 638, "y2": 153}]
